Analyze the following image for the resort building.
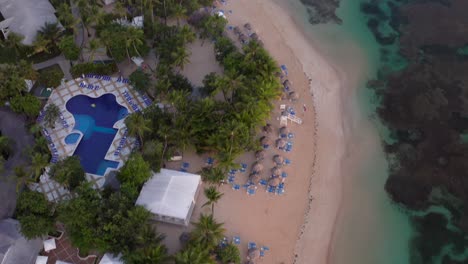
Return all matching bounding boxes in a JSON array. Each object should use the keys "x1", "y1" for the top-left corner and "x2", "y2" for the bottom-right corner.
[
  {"x1": 0, "y1": 219, "x2": 42, "y2": 264},
  {"x1": 136, "y1": 169, "x2": 202, "y2": 226},
  {"x1": 0, "y1": 0, "x2": 59, "y2": 45}
]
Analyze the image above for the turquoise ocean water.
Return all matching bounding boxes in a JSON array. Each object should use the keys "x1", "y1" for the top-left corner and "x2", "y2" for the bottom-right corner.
[{"x1": 276, "y1": 0, "x2": 414, "y2": 263}]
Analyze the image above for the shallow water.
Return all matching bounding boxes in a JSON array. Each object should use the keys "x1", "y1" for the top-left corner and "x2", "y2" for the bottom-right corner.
[{"x1": 277, "y1": 0, "x2": 413, "y2": 263}]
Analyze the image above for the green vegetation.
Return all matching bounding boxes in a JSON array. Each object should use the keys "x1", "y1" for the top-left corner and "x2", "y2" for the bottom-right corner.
[
  {"x1": 117, "y1": 153, "x2": 152, "y2": 189},
  {"x1": 38, "y1": 65, "x2": 64, "y2": 88},
  {"x1": 59, "y1": 36, "x2": 80, "y2": 60},
  {"x1": 70, "y1": 62, "x2": 118, "y2": 77},
  {"x1": 129, "y1": 69, "x2": 151, "y2": 94},
  {"x1": 16, "y1": 190, "x2": 55, "y2": 239},
  {"x1": 191, "y1": 214, "x2": 225, "y2": 249},
  {"x1": 49, "y1": 156, "x2": 86, "y2": 191},
  {"x1": 0, "y1": 134, "x2": 12, "y2": 162},
  {"x1": 202, "y1": 186, "x2": 223, "y2": 214},
  {"x1": 216, "y1": 243, "x2": 241, "y2": 264},
  {"x1": 0, "y1": 61, "x2": 37, "y2": 105},
  {"x1": 10, "y1": 94, "x2": 42, "y2": 118},
  {"x1": 174, "y1": 244, "x2": 215, "y2": 264},
  {"x1": 43, "y1": 103, "x2": 60, "y2": 129}
]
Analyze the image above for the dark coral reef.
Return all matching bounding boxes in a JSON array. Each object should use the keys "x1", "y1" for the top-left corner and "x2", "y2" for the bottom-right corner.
[{"x1": 299, "y1": 0, "x2": 342, "y2": 24}]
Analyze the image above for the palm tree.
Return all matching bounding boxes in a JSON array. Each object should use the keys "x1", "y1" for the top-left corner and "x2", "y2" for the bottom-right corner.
[
  {"x1": 86, "y1": 38, "x2": 101, "y2": 62},
  {"x1": 173, "y1": 4, "x2": 187, "y2": 26},
  {"x1": 32, "y1": 35, "x2": 51, "y2": 54},
  {"x1": 179, "y1": 25, "x2": 196, "y2": 44},
  {"x1": 38, "y1": 22, "x2": 62, "y2": 48},
  {"x1": 124, "y1": 27, "x2": 145, "y2": 60},
  {"x1": 30, "y1": 152, "x2": 49, "y2": 180},
  {"x1": 191, "y1": 214, "x2": 225, "y2": 249},
  {"x1": 13, "y1": 166, "x2": 34, "y2": 193},
  {"x1": 202, "y1": 186, "x2": 223, "y2": 214},
  {"x1": 56, "y1": 3, "x2": 77, "y2": 31},
  {"x1": 43, "y1": 104, "x2": 60, "y2": 129},
  {"x1": 4, "y1": 32, "x2": 24, "y2": 56},
  {"x1": 113, "y1": 2, "x2": 128, "y2": 18},
  {"x1": 200, "y1": 167, "x2": 225, "y2": 186},
  {"x1": 171, "y1": 46, "x2": 191, "y2": 70},
  {"x1": 125, "y1": 112, "x2": 151, "y2": 147},
  {"x1": 173, "y1": 244, "x2": 215, "y2": 264}
]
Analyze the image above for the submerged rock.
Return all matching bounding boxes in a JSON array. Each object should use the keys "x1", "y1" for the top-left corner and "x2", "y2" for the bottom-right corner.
[{"x1": 299, "y1": 0, "x2": 342, "y2": 25}]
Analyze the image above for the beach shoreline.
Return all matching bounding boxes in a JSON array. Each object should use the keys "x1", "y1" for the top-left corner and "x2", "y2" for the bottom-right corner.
[{"x1": 223, "y1": 1, "x2": 349, "y2": 263}]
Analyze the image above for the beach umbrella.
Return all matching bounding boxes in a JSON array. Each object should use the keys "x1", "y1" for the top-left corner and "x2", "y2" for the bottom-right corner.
[
  {"x1": 249, "y1": 173, "x2": 261, "y2": 185},
  {"x1": 273, "y1": 155, "x2": 284, "y2": 165},
  {"x1": 269, "y1": 177, "x2": 281, "y2": 187},
  {"x1": 233, "y1": 26, "x2": 241, "y2": 35},
  {"x1": 250, "y1": 33, "x2": 259, "y2": 41},
  {"x1": 276, "y1": 138, "x2": 287, "y2": 149},
  {"x1": 252, "y1": 162, "x2": 264, "y2": 174},
  {"x1": 260, "y1": 136, "x2": 271, "y2": 146},
  {"x1": 271, "y1": 166, "x2": 282, "y2": 177},
  {"x1": 279, "y1": 126, "x2": 289, "y2": 136},
  {"x1": 244, "y1": 23, "x2": 252, "y2": 30},
  {"x1": 255, "y1": 150, "x2": 265, "y2": 161},
  {"x1": 239, "y1": 34, "x2": 248, "y2": 44},
  {"x1": 248, "y1": 248, "x2": 260, "y2": 260},
  {"x1": 263, "y1": 123, "x2": 273, "y2": 134},
  {"x1": 35, "y1": 256, "x2": 48, "y2": 264},
  {"x1": 289, "y1": 91, "x2": 299, "y2": 101},
  {"x1": 43, "y1": 238, "x2": 56, "y2": 252}
]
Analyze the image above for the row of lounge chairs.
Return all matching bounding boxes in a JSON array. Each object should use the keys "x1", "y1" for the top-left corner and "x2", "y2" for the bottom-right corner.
[
  {"x1": 84, "y1": 74, "x2": 112, "y2": 81},
  {"x1": 79, "y1": 82, "x2": 101, "y2": 90},
  {"x1": 59, "y1": 114, "x2": 69, "y2": 129},
  {"x1": 114, "y1": 129, "x2": 128, "y2": 156},
  {"x1": 43, "y1": 129, "x2": 59, "y2": 163},
  {"x1": 37, "y1": 110, "x2": 45, "y2": 123},
  {"x1": 122, "y1": 90, "x2": 141, "y2": 112}
]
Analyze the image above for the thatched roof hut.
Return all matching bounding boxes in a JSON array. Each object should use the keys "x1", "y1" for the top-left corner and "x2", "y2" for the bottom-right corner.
[
  {"x1": 233, "y1": 26, "x2": 241, "y2": 35},
  {"x1": 261, "y1": 136, "x2": 271, "y2": 146},
  {"x1": 252, "y1": 162, "x2": 264, "y2": 173},
  {"x1": 283, "y1": 79, "x2": 291, "y2": 88},
  {"x1": 273, "y1": 155, "x2": 284, "y2": 165},
  {"x1": 249, "y1": 174, "x2": 261, "y2": 185},
  {"x1": 239, "y1": 33, "x2": 248, "y2": 44},
  {"x1": 263, "y1": 123, "x2": 273, "y2": 134},
  {"x1": 276, "y1": 138, "x2": 287, "y2": 149},
  {"x1": 244, "y1": 23, "x2": 252, "y2": 30},
  {"x1": 250, "y1": 33, "x2": 259, "y2": 41},
  {"x1": 289, "y1": 91, "x2": 299, "y2": 101},
  {"x1": 269, "y1": 177, "x2": 281, "y2": 187},
  {"x1": 247, "y1": 248, "x2": 260, "y2": 260},
  {"x1": 255, "y1": 150, "x2": 265, "y2": 161},
  {"x1": 279, "y1": 126, "x2": 289, "y2": 137},
  {"x1": 271, "y1": 166, "x2": 282, "y2": 177}
]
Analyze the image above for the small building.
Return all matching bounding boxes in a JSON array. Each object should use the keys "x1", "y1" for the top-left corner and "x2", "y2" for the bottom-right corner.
[
  {"x1": 136, "y1": 169, "x2": 201, "y2": 226},
  {"x1": 99, "y1": 253, "x2": 123, "y2": 264},
  {"x1": 0, "y1": 0, "x2": 59, "y2": 45},
  {"x1": 0, "y1": 219, "x2": 42, "y2": 264}
]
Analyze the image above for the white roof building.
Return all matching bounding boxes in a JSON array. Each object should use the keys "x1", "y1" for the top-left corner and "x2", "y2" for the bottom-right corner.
[
  {"x1": 0, "y1": 0, "x2": 59, "y2": 45},
  {"x1": 136, "y1": 169, "x2": 201, "y2": 226},
  {"x1": 0, "y1": 219, "x2": 42, "y2": 264},
  {"x1": 99, "y1": 253, "x2": 123, "y2": 264}
]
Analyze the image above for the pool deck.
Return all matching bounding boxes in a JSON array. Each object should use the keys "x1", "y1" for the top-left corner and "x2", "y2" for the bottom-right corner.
[{"x1": 37, "y1": 75, "x2": 152, "y2": 193}]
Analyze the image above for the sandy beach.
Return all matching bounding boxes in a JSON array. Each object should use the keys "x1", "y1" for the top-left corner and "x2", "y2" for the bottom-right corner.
[{"x1": 160, "y1": 1, "x2": 349, "y2": 263}]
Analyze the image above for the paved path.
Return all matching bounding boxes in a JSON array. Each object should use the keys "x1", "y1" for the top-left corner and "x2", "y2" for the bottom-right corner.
[
  {"x1": 33, "y1": 54, "x2": 73, "y2": 80},
  {"x1": 0, "y1": 107, "x2": 35, "y2": 219}
]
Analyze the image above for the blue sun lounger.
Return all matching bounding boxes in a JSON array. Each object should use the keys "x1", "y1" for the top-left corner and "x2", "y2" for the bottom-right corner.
[
  {"x1": 232, "y1": 184, "x2": 241, "y2": 190},
  {"x1": 267, "y1": 186, "x2": 276, "y2": 193},
  {"x1": 284, "y1": 159, "x2": 291, "y2": 165},
  {"x1": 260, "y1": 246, "x2": 270, "y2": 257},
  {"x1": 281, "y1": 65, "x2": 288, "y2": 76},
  {"x1": 219, "y1": 237, "x2": 228, "y2": 247},
  {"x1": 248, "y1": 242, "x2": 257, "y2": 250},
  {"x1": 247, "y1": 188, "x2": 256, "y2": 195},
  {"x1": 259, "y1": 179, "x2": 268, "y2": 186},
  {"x1": 240, "y1": 163, "x2": 248, "y2": 172},
  {"x1": 233, "y1": 236, "x2": 241, "y2": 245},
  {"x1": 206, "y1": 157, "x2": 214, "y2": 166},
  {"x1": 180, "y1": 162, "x2": 190, "y2": 172},
  {"x1": 228, "y1": 175, "x2": 235, "y2": 183},
  {"x1": 288, "y1": 132, "x2": 294, "y2": 139}
]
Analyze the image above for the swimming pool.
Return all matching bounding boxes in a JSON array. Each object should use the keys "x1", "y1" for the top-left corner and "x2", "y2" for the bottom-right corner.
[{"x1": 66, "y1": 94, "x2": 128, "y2": 176}]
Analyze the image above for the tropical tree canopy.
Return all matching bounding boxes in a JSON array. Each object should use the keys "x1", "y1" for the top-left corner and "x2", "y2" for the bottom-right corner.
[
  {"x1": 9, "y1": 94, "x2": 42, "y2": 118},
  {"x1": 49, "y1": 156, "x2": 86, "y2": 190},
  {"x1": 190, "y1": 214, "x2": 225, "y2": 249},
  {"x1": 129, "y1": 69, "x2": 151, "y2": 93},
  {"x1": 16, "y1": 190, "x2": 55, "y2": 239},
  {"x1": 173, "y1": 244, "x2": 216, "y2": 264},
  {"x1": 117, "y1": 153, "x2": 152, "y2": 189},
  {"x1": 43, "y1": 103, "x2": 61, "y2": 129}
]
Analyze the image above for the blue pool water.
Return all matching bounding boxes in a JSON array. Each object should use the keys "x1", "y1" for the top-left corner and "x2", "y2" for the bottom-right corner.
[
  {"x1": 66, "y1": 94, "x2": 128, "y2": 176},
  {"x1": 65, "y1": 133, "x2": 81, "y2": 144}
]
